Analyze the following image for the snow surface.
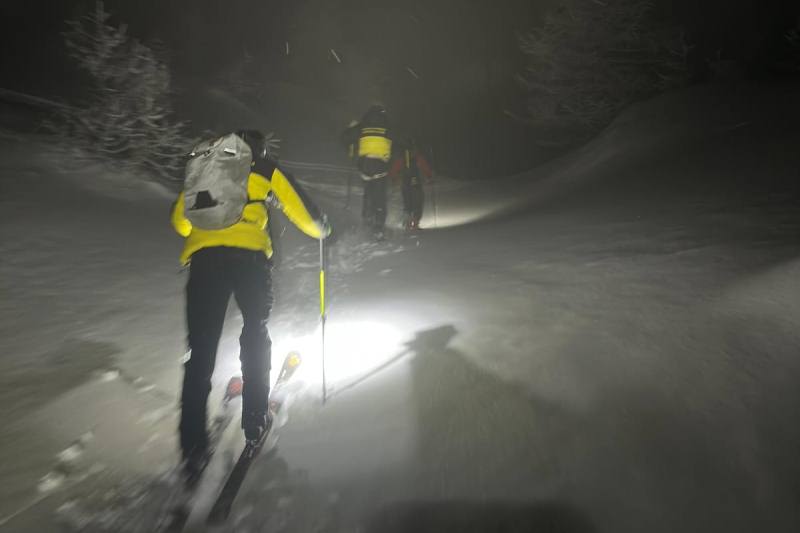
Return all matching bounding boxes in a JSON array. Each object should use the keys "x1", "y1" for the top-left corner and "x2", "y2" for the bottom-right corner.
[{"x1": 1, "y1": 82, "x2": 800, "y2": 532}]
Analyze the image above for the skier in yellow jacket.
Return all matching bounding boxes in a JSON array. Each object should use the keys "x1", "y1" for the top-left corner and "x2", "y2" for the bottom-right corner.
[
  {"x1": 171, "y1": 130, "x2": 329, "y2": 477},
  {"x1": 342, "y1": 104, "x2": 393, "y2": 238}
]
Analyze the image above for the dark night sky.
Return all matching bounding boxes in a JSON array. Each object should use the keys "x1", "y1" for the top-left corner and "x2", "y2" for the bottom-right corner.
[
  {"x1": 4, "y1": 1, "x2": 796, "y2": 84},
  {"x1": 1, "y1": 0, "x2": 797, "y2": 175},
  {"x1": 1, "y1": 1, "x2": 536, "y2": 92}
]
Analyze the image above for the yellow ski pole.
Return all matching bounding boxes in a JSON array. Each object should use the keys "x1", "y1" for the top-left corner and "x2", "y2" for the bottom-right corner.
[{"x1": 319, "y1": 215, "x2": 328, "y2": 404}]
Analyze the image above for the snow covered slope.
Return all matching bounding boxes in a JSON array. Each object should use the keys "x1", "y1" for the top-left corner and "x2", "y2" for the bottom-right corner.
[
  {"x1": 262, "y1": 82, "x2": 800, "y2": 533},
  {"x1": 0, "y1": 134, "x2": 189, "y2": 529},
  {"x1": 1, "y1": 81, "x2": 799, "y2": 532}
]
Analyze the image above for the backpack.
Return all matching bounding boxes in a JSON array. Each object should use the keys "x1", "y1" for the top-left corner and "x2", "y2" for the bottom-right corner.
[{"x1": 183, "y1": 133, "x2": 253, "y2": 230}]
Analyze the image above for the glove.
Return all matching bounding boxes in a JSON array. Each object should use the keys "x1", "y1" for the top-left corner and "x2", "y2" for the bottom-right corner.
[{"x1": 318, "y1": 217, "x2": 333, "y2": 239}]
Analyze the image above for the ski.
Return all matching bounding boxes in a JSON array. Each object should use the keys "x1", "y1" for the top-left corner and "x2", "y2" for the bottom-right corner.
[
  {"x1": 157, "y1": 376, "x2": 243, "y2": 532},
  {"x1": 269, "y1": 350, "x2": 302, "y2": 418},
  {"x1": 205, "y1": 420, "x2": 279, "y2": 525},
  {"x1": 206, "y1": 351, "x2": 302, "y2": 525}
]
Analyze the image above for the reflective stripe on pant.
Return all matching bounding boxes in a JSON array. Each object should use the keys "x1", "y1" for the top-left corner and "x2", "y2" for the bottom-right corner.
[{"x1": 180, "y1": 247, "x2": 273, "y2": 456}]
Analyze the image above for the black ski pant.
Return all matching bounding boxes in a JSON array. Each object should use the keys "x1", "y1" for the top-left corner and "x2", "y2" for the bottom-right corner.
[
  {"x1": 362, "y1": 176, "x2": 387, "y2": 231},
  {"x1": 402, "y1": 175, "x2": 424, "y2": 225},
  {"x1": 358, "y1": 156, "x2": 388, "y2": 231},
  {"x1": 180, "y1": 247, "x2": 273, "y2": 457}
]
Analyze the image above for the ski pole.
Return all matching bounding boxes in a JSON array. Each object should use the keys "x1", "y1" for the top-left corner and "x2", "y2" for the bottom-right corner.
[
  {"x1": 319, "y1": 215, "x2": 328, "y2": 404},
  {"x1": 430, "y1": 146, "x2": 438, "y2": 228}
]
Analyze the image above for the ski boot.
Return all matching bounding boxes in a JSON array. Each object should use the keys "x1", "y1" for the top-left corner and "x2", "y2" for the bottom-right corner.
[
  {"x1": 182, "y1": 443, "x2": 212, "y2": 488},
  {"x1": 242, "y1": 410, "x2": 273, "y2": 444}
]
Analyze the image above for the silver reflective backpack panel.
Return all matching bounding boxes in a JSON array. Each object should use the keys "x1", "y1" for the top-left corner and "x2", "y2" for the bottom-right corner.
[{"x1": 183, "y1": 134, "x2": 253, "y2": 230}]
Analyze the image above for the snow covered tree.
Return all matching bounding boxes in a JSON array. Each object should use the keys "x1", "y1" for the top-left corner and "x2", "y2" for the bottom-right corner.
[
  {"x1": 60, "y1": 2, "x2": 189, "y2": 182},
  {"x1": 517, "y1": 0, "x2": 688, "y2": 145}
]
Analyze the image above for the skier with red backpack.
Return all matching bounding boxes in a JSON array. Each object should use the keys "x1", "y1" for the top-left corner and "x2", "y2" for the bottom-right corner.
[
  {"x1": 170, "y1": 129, "x2": 330, "y2": 479},
  {"x1": 389, "y1": 137, "x2": 433, "y2": 231}
]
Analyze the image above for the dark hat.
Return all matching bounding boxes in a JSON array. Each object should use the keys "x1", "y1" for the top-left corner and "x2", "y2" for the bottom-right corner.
[{"x1": 235, "y1": 129, "x2": 268, "y2": 159}]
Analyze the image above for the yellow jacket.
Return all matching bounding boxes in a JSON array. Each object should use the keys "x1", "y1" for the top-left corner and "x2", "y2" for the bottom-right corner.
[
  {"x1": 358, "y1": 127, "x2": 392, "y2": 161},
  {"x1": 171, "y1": 162, "x2": 323, "y2": 265}
]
